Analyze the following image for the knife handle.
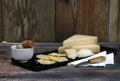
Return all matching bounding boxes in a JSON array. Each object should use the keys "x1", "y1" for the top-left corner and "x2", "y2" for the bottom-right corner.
[{"x1": 89, "y1": 56, "x2": 106, "y2": 64}]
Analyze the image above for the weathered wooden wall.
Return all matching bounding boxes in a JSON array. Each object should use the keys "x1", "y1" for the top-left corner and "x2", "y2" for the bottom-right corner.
[
  {"x1": 2, "y1": 0, "x2": 55, "y2": 42},
  {"x1": 56, "y1": 0, "x2": 109, "y2": 42},
  {"x1": 109, "y1": 0, "x2": 119, "y2": 42},
  {"x1": 118, "y1": 0, "x2": 120, "y2": 42},
  {"x1": 0, "y1": 0, "x2": 2, "y2": 41},
  {"x1": 0, "y1": 0, "x2": 119, "y2": 42}
]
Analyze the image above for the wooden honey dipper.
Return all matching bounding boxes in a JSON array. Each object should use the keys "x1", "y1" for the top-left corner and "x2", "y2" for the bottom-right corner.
[
  {"x1": 2, "y1": 40, "x2": 34, "y2": 48},
  {"x1": 22, "y1": 40, "x2": 34, "y2": 48}
]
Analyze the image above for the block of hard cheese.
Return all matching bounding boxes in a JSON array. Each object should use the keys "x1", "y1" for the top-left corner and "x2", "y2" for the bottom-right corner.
[
  {"x1": 58, "y1": 44, "x2": 100, "y2": 54},
  {"x1": 63, "y1": 35, "x2": 98, "y2": 47},
  {"x1": 71, "y1": 44, "x2": 100, "y2": 53}
]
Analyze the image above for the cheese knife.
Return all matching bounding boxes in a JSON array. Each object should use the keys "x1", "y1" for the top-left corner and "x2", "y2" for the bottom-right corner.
[{"x1": 76, "y1": 56, "x2": 106, "y2": 66}]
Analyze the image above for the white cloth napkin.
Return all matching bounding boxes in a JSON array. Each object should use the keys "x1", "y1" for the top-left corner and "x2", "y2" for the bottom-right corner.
[{"x1": 67, "y1": 51, "x2": 114, "y2": 67}]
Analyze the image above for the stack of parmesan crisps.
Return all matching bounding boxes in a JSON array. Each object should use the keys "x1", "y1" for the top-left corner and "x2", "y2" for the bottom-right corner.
[{"x1": 36, "y1": 53, "x2": 68, "y2": 65}]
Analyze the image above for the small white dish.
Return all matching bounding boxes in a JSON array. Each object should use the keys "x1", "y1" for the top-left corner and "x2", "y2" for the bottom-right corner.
[{"x1": 11, "y1": 45, "x2": 34, "y2": 63}]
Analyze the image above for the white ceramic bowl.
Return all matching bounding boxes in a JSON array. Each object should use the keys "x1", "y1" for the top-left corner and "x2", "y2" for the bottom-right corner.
[{"x1": 11, "y1": 45, "x2": 34, "y2": 63}]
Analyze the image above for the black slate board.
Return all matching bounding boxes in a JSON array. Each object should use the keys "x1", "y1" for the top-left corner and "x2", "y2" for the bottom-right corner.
[{"x1": 11, "y1": 46, "x2": 117, "y2": 71}]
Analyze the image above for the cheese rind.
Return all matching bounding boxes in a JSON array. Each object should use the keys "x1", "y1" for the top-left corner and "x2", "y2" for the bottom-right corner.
[{"x1": 63, "y1": 35, "x2": 98, "y2": 47}]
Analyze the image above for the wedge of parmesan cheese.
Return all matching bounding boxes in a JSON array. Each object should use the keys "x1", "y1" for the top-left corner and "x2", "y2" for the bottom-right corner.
[{"x1": 63, "y1": 35, "x2": 98, "y2": 47}]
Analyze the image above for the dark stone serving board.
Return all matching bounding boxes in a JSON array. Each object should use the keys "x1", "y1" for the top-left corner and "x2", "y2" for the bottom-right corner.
[{"x1": 11, "y1": 46, "x2": 117, "y2": 71}]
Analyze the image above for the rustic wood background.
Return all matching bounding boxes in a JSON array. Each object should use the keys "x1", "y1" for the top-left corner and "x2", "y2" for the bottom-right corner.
[{"x1": 0, "y1": 0, "x2": 119, "y2": 42}]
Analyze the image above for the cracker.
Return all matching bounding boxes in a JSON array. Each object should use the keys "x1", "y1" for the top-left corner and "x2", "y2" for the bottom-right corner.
[
  {"x1": 58, "y1": 54, "x2": 67, "y2": 57},
  {"x1": 36, "y1": 54, "x2": 49, "y2": 60},
  {"x1": 37, "y1": 59, "x2": 56, "y2": 65},
  {"x1": 49, "y1": 56, "x2": 68, "y2": 62},
  {"x1": 49, "y1": 53, "x2": 66, "y2": 57}
]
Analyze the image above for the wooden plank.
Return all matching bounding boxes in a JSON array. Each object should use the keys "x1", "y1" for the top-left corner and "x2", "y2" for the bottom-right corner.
[
  {"x1": 0, "y1": 0, "x2": 2, "y2": 42},
  {"x1": 56, "y1": 0, "x2": 109, "y2": 42},
  {"x1": 0, "y1": 43, "x2": 120, "y2": 80},
  {"x1": 56, "y1": 0, "x2": 77, "y2": 42},
  {"x1": 2, "y1": 0, "x2": 55, "y2": 42},
  {"x1": 109, "y1": 0, "x2": 119, "y2": 42},
  {"x1": 1, "y1": 53, "x2": 120, "y2": 81},
  {"x1": 118, "y1": 0, "x2": 120, "y2": 42},
  {"x1": 77, "y1": 0, "x2": 109, "y2": 42},
  {"x1": 0, "y1": 42, "x2": 120, "y2": 54}
]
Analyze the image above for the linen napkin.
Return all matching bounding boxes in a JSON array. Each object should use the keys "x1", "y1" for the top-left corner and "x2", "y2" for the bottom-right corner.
[{"x1": 67, "y1": 51, "x2": 114, "y2": 67}]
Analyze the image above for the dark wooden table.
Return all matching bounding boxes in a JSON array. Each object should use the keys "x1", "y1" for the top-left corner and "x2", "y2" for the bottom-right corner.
[{"x1": 0, "y1": 42, "x2": 120, "y2": 81}]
